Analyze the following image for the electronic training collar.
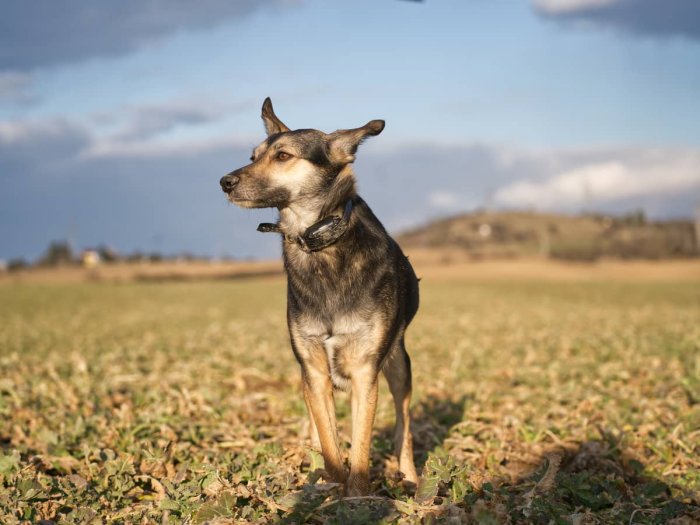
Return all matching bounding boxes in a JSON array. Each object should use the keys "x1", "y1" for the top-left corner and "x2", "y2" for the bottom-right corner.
[{"x1": 257, "y1": 200, "x2": 354, "y2": 253}]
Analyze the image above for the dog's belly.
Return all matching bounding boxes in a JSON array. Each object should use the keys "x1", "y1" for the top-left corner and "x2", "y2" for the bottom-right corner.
[
  {"x1": 297, "y1": 313, "x2": 385, "y2": 391},
  {"x1": 323, "y1": 335, "x2": 352, "y2": 390}
]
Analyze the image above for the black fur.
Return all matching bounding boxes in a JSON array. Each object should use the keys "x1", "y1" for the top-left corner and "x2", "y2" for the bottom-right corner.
[{"x1": 284, "y1": 196, "x2": 419, "y2": 371}]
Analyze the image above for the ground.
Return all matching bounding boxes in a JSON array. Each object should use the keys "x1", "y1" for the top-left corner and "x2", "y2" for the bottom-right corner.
[{"x1": 0, "y1": 263, "x2": 699, "y2": 523}]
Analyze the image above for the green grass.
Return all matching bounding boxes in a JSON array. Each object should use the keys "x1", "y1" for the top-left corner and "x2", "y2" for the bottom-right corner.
[{"x1": 0, "y1": 278, "x2": 698, "y2": 523}]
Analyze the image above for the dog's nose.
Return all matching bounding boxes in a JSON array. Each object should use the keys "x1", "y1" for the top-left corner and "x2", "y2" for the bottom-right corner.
[{"x1": 220, "y1": 174, "x2": 240, "y2": 193}]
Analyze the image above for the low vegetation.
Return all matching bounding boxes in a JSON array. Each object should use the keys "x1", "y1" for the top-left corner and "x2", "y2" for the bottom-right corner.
[{"x1": 0, "y1": 273, "x2": 698, "y2": 523}]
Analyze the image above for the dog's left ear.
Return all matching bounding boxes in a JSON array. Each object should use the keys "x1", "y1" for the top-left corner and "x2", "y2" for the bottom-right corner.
[
  {"x1": 327, "y1": 120, "x2": 385, "y2": 165},
  {"x1": 261, "y1": 97, "x2": 290, "y2": 136}
]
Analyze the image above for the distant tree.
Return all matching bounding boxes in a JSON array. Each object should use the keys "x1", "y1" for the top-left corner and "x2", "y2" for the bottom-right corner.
[
  {"x1": 39, "y1": 241, "x2": 74, "y2": 266},
  {"x1": 7, "y1": 258, "x2": 29, "y2": 272},
  {"x1": 96, "y1": 245, "x2": 120, "y2": 263},
  {"x1": 620, "y1": 209, "x2": 647, "y2": 226}
]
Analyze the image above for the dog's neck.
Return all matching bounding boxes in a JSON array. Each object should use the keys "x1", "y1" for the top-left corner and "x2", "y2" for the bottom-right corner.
[
  {"x1": 278, "y1": 201, "x2": 327, "y2": 238},
  {"x1": 278, "y1": 165, "x2": 357, "y2": 238}
]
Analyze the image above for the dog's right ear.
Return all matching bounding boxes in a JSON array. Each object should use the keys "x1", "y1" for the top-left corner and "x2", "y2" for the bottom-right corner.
[{"x1": 261, "y1": 97, "x2": 290, "y2": 136}]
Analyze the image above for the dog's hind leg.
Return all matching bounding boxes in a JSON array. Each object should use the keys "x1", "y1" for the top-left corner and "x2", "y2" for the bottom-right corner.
[
  {"x1": 383, "y1": 339, "x2": 419, "y2": 485},
  {"x1": 347, "y1": 364, "x2": 379, "y2": 496}
]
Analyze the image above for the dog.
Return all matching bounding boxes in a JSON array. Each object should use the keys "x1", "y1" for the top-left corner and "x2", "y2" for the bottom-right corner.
[{"x1": 220, "y1": 98, "x2": 419, "y2": 496}]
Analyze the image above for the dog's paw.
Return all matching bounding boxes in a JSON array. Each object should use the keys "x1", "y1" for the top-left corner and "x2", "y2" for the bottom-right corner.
[
  {"x1": 322, "y1": 466, "x2": 347, "y2": 485},
  {"x1": 345, "y1": 473, "x2": 370, "y2": 497},
  {"x1": 400, "y1": 478, "x2": 418, "y2": 495},
  {"x1": 401, "y1": 467, "x2": 419, "y2": 486},
  {"x1": 393, "y1": 469, "x2": 418, "y2": 495}
]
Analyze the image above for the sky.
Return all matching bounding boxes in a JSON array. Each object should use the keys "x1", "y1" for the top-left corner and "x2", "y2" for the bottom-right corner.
[{"x1": 1, "y1": 0, "x2": 699, "y2": 260}]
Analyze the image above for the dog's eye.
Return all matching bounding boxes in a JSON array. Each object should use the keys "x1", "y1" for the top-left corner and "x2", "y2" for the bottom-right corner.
[
  {"x1": 276, "y1": 152, "x2": 292, "y2": 161},
  {"x1": 249, "y1": 155, "x2": 255, "y2": 162}
]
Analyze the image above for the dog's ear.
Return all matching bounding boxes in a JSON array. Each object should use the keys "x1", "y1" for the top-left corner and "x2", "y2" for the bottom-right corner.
[
  {"x1": 261, "y1": 97, "x2": 290, "y2": 136},
  {"x1": 327, "y1": 120, "x2": 385, "y2": 165}
]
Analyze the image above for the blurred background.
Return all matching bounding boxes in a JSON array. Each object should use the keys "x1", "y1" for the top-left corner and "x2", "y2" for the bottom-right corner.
[
  {"x1": 2, "y1": 3, "x2": 700, "y2": 522},
  {"x1": 1, "y1": 0, "x2": 699, "y2": 273}
]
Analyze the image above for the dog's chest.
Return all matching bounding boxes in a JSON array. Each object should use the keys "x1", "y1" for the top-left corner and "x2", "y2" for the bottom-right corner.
[
  {"x1": 299, "y1": 313, "x2": 384, "y2": 391},
  {"x1": 285, "y1": 244, "x2": 382, "y2": 315}
]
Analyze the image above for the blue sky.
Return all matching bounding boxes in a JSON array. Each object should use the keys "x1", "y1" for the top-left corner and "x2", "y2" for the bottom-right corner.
[{"x1": 1, "y1": 0, "x2": 699, "y2": 260}]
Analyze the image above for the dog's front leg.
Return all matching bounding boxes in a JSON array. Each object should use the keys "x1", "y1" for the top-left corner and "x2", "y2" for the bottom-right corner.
[
  {"x1": 297, "y1": 347, "x2": 346, "y2": 484},
  {"x1": 347, "y1": 364, "x2": 379, "y2": 496},
  {"x1": 302, "y1": 367, "x2": 346, "y2": 483},
  {"x1": 302, "y1": 382, "x2": 321, "y2": 450}
]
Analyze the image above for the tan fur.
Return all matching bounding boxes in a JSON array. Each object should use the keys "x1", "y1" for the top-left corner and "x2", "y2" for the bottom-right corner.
[{"x1": 348, "y1": 365, "x2": 379, "y2": 495}]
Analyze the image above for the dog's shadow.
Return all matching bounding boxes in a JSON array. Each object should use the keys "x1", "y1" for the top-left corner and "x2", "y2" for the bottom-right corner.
[
  {"x1": 278, "y1": 394, "x2": 468, "y2": 524},
  {"x1": 281, "y1": 394, "x2": 698, "y2": 524},
  {"x1": 373, "y1": 392, "x2": 471, "y2": 471}
]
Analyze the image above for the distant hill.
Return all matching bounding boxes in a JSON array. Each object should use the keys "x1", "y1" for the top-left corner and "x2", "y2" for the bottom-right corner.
[{"x1": 397, "y1": 210, "x2": 698, "y2": 261}]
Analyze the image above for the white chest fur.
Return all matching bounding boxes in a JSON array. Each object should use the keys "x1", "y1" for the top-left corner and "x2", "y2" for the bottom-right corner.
[{"x1": 294, "y1": 313, "x2": 384, "y2": 391}]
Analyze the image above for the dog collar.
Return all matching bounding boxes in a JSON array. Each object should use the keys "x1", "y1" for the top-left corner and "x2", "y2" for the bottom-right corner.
[{"x1": 257, "y1": 199, "x2": 354, "y2": 253}]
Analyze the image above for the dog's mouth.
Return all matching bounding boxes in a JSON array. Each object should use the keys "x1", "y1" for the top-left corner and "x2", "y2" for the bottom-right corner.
[
  {"x1": 221, "y1": 179, "x2": 290, "y2": 210},
  {"x1": 224, "y1": 189, "x2": 266, "y2": 209},
  {"x1": 232, "y1": 200, "x2": 256, "y2": 209},
  {"x1": 225, "y1": 192, "x2": 254, "y2": 207}
]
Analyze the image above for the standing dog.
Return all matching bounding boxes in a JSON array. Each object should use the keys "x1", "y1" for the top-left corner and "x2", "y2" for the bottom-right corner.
[{"x1": 220, "y1": 98, "x2": 419, "y2": 496}]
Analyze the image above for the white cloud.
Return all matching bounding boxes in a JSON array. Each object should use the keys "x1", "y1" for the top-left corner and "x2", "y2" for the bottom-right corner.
[
  {"x1": 494, "y1": 149, "x2": 700, "y2": 209},
  {"x1": 533, "y1": 0, "x2": 620, "y2": 14},
  {"x1": 0, "y1": 95, "x2": 256, "y2": 161},
  {"x1": 0, "y1": 118, "x2": 87, "y2": 146},
  {"x1": 109, "y1": 99, "x2": 242, "y2": 141},
  {"x1": 72, "y1": 95, "x2": 264, "y2": 159},
  {"x1": 532, "y1": 0, "x2": 700, "y2": 40},
  {"x1": 428, "y1": 190, "x2": 460, "y2": 209},
  {"x1": 80, "y1": 135, "x2": 242, "y2": 160}
]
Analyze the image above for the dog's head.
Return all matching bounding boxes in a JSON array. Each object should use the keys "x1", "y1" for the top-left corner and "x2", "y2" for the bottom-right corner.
[{"x1": 220, "y1": 98, "x2": 384, "y2": 209}]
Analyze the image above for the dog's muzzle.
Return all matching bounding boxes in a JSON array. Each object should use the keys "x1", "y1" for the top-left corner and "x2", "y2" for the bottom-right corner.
[{"x1": 220, "y1": 174, "x2": 240, "y2": 193}]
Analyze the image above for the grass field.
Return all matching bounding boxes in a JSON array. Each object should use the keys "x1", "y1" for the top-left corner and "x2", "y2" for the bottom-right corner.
[{"x1": 1, "y1": 269, "x2": 699, "y2": 523}]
